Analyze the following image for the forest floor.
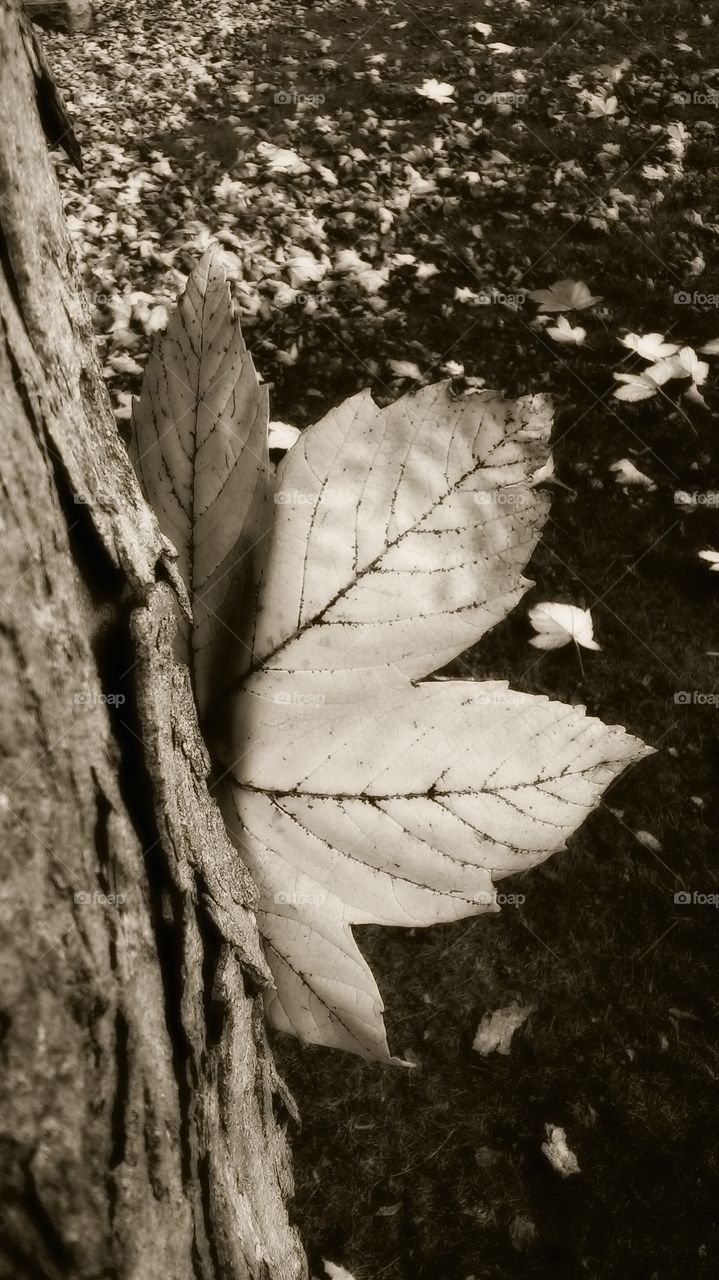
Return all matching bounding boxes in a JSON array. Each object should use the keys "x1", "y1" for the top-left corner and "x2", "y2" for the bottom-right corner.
[{"x1": 44, "y1": 1, "x2": 719, "y2": 1277}]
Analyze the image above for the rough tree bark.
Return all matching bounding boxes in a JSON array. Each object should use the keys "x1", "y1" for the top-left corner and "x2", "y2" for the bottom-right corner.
[{"x1": 0, "y1": 4, "x2": 307, "y2": 1277}]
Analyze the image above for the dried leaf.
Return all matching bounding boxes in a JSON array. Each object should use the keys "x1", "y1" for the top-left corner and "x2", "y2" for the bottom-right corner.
[
  {"x1": 415, "y1": 78, "x2": 456, "y2": 105},
  {"x1": 132, "y1": 247, "x2": 653, "y2": 1064},
  {"x1": 542, "y1": 1125, "x2": 581, "y2": 1177},
  {"x1": 323, "y1": 1264, "x2": 358, "y2": 1280},
  {"x1": 528, "y1": 602, "x2": 600, "y2": 651},
  {"x1": 610, "y1": 459, "x2": 657, "y2": 490},
  {"x1": 473, "y1": 1002, "x2": 535, "y2": 1056},
  {"x1": 612, "y1": 372, "x2": 659, "y2": 402},
  {"x1": 698, "y1": 549, "x2": 719, "y2": 571},
  {"x1": 529, "y1": 279, "x2": 603, "y2": 313},
  {"x1": 268, "y1": 421, "x2": 301, "y2": 451},
  {"x1": 546, "y1": 315, "x2": 586, "y2": 345},
  {"x1": 620, "y1": 332, "x2": 679, "y2": 361}
]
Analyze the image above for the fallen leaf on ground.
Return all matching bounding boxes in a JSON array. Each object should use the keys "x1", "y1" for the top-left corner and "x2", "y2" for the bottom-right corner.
[
  {"x1": 473, "y1": 1002, "x2": 535, "y2": 1056},
  {"x1": 387, "y1": 359, "x2": 424, "y2": 380},
  {"x1": 542, "y1": 1125, "x2": 581, "y2": 1177},
  {"x1": 529, "y1": 279, "x2": 603, "y2": 312},
  {"x1": 610, "y1": 459, "x2": 657, "y2": 490},
  {"x1": 634, "y1": 830, "x2": 662, "y2": 852},
  {"x1": 582, "y1": 91, "x2": 619, "y2": 117},
  {"x1": 546, "y1": 315, "x2": 586, "y2": 345},
  {"x1": 256, "y1": 141, "x2": 309, "y2": 175},
  {"x1": 620, "y1": 332, "x2": 679, "y2": 361},
  {"x1": 528, "y1": 602, "x2": 600, "y2": 651},
  {"x1": 612, "y1": 371, "x2": 660, "y2": 401},
  {"x1": 269, "y1": 421, "x2": 301, "y2": 450},
  {"x1": 323, "y1": 1264, "x2": 357, "y2": 1280},
  {"x1": 698, "y1": 550, "x2": 719, "y2": 571},
  {"x1": 646, "y1": 347, "x2": 708, "y2": 387},
  {"x1": 509, "y1": 1213, "x2": 537, "y2": 1251},
  {"x1": 133, "y1": 247, "x2": 651, "y2": 1064},
  {"x1": 415, "y1": 78, "x2": 455, "y2": 105}
]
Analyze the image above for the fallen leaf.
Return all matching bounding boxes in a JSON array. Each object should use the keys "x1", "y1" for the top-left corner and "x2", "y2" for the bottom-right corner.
[
  {"x1": 387, "y1": 359, "x2": 424, "y2": 380},
  {"x1": 620, "y1": 332, "x2": 679, "y2": 361},
  {"x1": 404, "y1": 164, "x2": 438, "y2": 197},
  {"x1": 486, "y1": 149, "x2": 513, "y2": 166},
  {"x1": 256, "y1": 141, "x2": 309, "y2": 175},
  {"x1": 132, "y1": 247, "x2": 651, "y2": 1064},
  {"x1": 268, "y1": 421, "x2": 301, "y2": 451},
  {"x1": 528, "y1": 602, "x2": 600, "y2": 651},
  {"x1": 667, "y1": 121, "x2": 689, "y2": 160},
  {"x1": 473, "y1": 1002, "x2": 535, "y2": 1056},
  {"x1": 323, "y1": 1264, "x2": 357, "y2": 1280},
  {"x1": 677, "y1": 346, "x2": 709, "y2": 385},
  {"x1": 107, "y1": 352, "x2": 144, "y2": 376},
  {"x1": 145, "y1": 304, "x2": 170, "y2": 334},
  {"x1": 416, "y1": 78, "x2": 455, "y2": 105},
  {"x1": 509, "y1": 1213, "x2": 536, "y2": 1252},
  {"x1": 698, "y1": 550, "x2": 719, "y2": 571},
  {"x1": 642, "y1": 357, "x2": 685, "y2": 386},
  {"x1": 415, "y1": 262, "x2": 439, "y2": 281},
  {"x1": 583, "y1": 92, "x2": 619, "y2": 117},
  {"x1": 546, "y1": 315, "x2": 586, "y2": 345},
  {"x1": 529, "y1": 279, "x2": 603, "y2": 313},
  {"x1": 542, "y1": 1125, "x2": 580, "y2": 1177},
  {"x1": 643, "y1": 165, "x2": 668, "y2": 181},
  {"x1": 609, "y1": 459, "x2": 657, "y2": 490},
  {"x1": 684, "y1": 384, "x2": 708, "y2": 409},
  {"x1": 634, "y1": 830, "x2": 662, "y2": 852},
  {"x1": 286, "y1": 250, "x2": 328, "y2": 289},
  {"x1": 612, "y1": 372, "x2": 659, "y2": 401}
]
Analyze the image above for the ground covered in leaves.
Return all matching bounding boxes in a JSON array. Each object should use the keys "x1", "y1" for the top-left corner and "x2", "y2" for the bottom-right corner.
[{"x1": 46, "y1": 0, "x2": 719, "y2": 1276}]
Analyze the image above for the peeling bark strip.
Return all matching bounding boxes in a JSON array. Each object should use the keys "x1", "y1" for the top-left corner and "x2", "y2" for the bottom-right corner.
[{"x1": 0, "y1": 3, "x2": 306, "y2": 1276}]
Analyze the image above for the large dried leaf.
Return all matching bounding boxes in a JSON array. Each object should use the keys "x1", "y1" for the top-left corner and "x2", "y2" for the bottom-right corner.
[
  {"x1": 242, "y1": 383, "x2": 553, "y2": 684},
  {"x1": 130, "y1": 244, "x2": 271, "y2": 727},
  {"x1": 131, "y1": 247, "x2": 653, "y2": 1065}
]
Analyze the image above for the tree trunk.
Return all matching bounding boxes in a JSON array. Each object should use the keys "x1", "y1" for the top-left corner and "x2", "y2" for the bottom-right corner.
[{"x1": 0, "y1": 4, "x2": 307, "y2": 1277}]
